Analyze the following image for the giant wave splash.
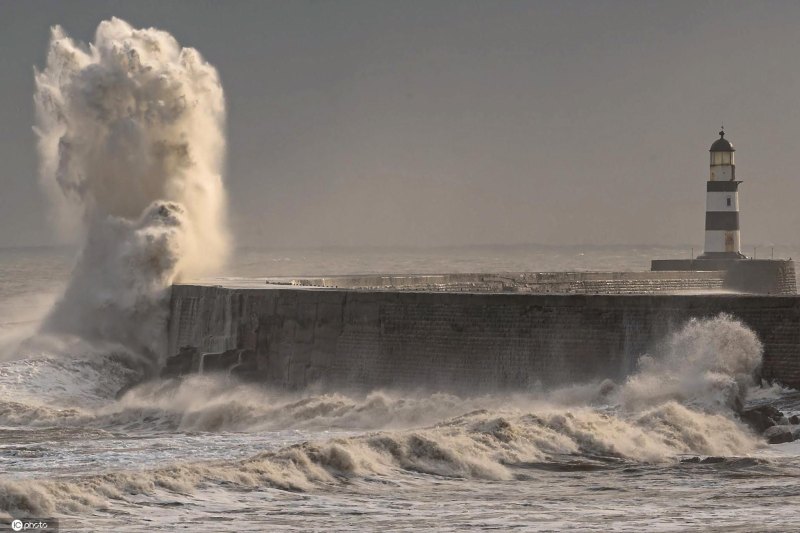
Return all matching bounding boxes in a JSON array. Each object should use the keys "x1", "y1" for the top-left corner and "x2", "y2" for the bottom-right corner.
[{"x1": 32, "y1": 17, "x2": 228, "y2": 368}]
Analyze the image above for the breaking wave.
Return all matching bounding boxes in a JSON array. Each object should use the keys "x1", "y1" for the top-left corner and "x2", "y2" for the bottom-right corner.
[
  {"x1": 33, "y1": 17, "x2": 229, "y2": 368},
  {"x1": 0, "y1": 314, "x2": 775, "y2": 519},
  {"x1": 0, "y1": 400, "x2": 761, "y2": 518}
]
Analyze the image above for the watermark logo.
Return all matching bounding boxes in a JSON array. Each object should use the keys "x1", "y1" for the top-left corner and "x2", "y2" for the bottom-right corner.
[{"x1": 5, "y1": 519, "x2": 58, "y2": 532}]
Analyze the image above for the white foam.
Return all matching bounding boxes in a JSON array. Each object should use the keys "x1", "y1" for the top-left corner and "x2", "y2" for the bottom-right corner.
[
  {"x1": 33, "y1": 18, "x2": 229, "y2": 367},
  {"x1": 614, "y1": 313, "x2": 763, "y2": 413}
]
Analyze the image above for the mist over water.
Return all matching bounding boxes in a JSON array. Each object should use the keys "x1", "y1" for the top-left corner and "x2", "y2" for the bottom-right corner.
[{"x1": 32, "y1": 18, "x2": 228, "y2": 367}]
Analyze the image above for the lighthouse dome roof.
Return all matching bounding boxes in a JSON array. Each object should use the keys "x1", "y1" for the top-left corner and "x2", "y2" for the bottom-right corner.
[{"x1": 710, "y1": 130, "x2": 734, "y2": 152}]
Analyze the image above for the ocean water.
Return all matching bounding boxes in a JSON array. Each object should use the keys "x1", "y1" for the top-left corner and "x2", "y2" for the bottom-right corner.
[{"x1": 1, "y1": 244, "x2": 800, "y2": 532}]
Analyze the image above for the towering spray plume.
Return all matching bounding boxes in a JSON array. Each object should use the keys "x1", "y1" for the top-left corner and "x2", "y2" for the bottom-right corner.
[{"x1": 33, "y1": 18, "x2": 229, "y2": 366}]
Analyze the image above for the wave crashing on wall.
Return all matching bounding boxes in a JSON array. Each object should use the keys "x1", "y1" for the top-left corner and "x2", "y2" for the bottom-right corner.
[
  {"x1": 31, "y1": 17, "x2": 229, "y2": 371},
  {"x1": 1, "y1": 313, "x2": 788, "y2": 519}
]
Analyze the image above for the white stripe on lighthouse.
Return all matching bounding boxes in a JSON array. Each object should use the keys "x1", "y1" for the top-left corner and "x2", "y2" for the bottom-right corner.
[
  {"x1": 704, "y1": 230, "x2": 740, "y2": 254},
  {"x1": 706, "y1": 191, "x2": 739, "y2": 212}
]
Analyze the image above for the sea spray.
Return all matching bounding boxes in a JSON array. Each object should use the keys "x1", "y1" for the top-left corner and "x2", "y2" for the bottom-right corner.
[
  {"x1": 614, "y1": 313, "x2": 763, "y2": 413},
  {"x1": 32, "y1": 18, "x2": 228, "y2": 367},
  {"x1": 0, "y1": 316, "x2": 764, "y2": 438}
]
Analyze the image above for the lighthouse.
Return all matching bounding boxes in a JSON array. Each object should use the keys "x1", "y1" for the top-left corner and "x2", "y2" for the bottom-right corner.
[
  {"x1": 699, "y1": 129, "x2": 745, "y2": 259},
  {"x1": 651, "y1": 129, "x2": 795, "y2": 293}
]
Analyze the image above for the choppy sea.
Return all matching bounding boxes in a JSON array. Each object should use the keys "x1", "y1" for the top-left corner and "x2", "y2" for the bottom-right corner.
[{"x1": 1, "y1": 244, "x2": 799, "y2": 532}]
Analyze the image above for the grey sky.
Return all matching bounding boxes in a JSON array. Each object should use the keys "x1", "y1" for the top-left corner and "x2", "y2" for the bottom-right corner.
[{"x1": 2, "y1": 0, "x2": 800, "y2": 248}]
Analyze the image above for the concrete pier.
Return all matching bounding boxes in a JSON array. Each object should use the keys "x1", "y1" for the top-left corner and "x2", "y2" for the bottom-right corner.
[{"x1": 166, "y1": 279, "x2": 800, "y2": 391}]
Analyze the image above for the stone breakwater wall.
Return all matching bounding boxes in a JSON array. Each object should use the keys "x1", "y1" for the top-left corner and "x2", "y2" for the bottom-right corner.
[
  {"x1": 279, "y1": 271, "x2": 728, "y2": 294},
  {"x1": 276, "y1": 261, "x2": 798, "y2": 295},
  {"x1": 167, "y1": 285, "x2": 800, "y2": 390}
]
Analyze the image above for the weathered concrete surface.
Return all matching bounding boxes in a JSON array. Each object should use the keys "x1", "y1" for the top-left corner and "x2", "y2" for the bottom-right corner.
[
  {"x1": 168, "y1": 285, "x2": 800, "y2": 391},
  {"x1": 275, "y1": 271, "x2": 729, "y2": 294},
  {"x1": 651, "y1": 259, "x2": 796, "y2": 295}
]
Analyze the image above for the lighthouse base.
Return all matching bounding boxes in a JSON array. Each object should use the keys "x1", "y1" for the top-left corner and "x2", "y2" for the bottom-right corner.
[
  {"x1": 696, "y1": 251, "x2": 747, "y2": 260},
  {"x1": 651, "y1": 258, "x2": 796, "y2": 294}
]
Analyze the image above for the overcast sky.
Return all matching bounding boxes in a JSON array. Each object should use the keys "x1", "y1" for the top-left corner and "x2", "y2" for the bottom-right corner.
[{"x1": 2, "y1": 0, "x2": 800, "y2": 248}]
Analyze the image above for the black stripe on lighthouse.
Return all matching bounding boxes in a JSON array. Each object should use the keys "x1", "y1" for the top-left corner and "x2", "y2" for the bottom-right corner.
[
  {"x1": 705, "y1": 211, "x2": 739, "y2": 231},
  {"x1": 707, "y1": 181, "x2": 741, "y2": 192}
]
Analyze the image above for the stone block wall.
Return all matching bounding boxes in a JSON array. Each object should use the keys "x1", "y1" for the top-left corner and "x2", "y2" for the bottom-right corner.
[
  {"x1": 278, "y1": 271, "x2": 728, "y2": 294},
  {"x1": 168, "y1": 285, "x2": 800, "y2": 391}
]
